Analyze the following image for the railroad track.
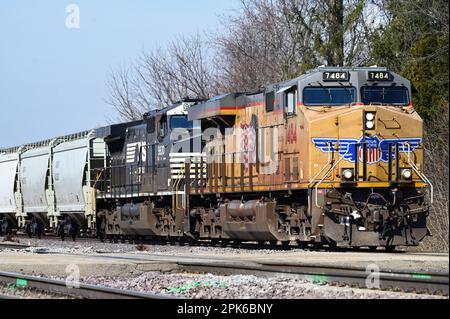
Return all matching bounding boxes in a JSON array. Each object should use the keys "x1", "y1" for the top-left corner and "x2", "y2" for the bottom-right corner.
[
  {"x1": 0, "y1": 248, "x2": 447, "y2": 297},
  {"x1": 1, "y1": 234, "x2": 415, "y2": 253},
  {"x1": 51, "y1": 252, "x2": 448, "y2": 296},
  {"x1": 176, "y1": 260, "x2": 449, "y2": 296},
  {"x1": 0, "y1": 242, "x2": 30, "y2": 250},
  {"x1": 0, "y1": 271, "x2": 175, "y2": 299},
  {"x1": 1, "y1": 235, "x2": 447, "y2": 296}
]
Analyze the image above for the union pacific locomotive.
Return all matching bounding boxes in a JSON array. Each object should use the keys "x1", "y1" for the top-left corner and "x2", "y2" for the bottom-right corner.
[{"x1": 0, "y1": 67, "x2": 432, "y2": 250}]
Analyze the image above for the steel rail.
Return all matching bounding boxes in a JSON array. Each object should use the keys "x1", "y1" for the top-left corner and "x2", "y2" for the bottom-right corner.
[
  {"x1": 0, "y1": 271, "x2": 175, "y2": 299},
  {"x1": 176, "y1": 261, "x2": 449, "y2": 295},
  {"x1": 0, "y1": 294, "x2": 19, "y2": 299},
  {"x1": 0, "y1": 242, "x2": 30, "y2": 250},
  {"x1": 2, "y1": 234, "x2": 447, "y2": 254}
]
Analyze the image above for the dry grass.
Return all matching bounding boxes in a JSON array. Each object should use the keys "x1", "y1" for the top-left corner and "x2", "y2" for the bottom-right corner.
[{"x1": 418, "y1": 104, "x2": 449, "y2": 252}]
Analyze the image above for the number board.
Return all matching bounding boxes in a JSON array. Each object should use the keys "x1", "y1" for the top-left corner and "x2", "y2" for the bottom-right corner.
[
  {"x1": 367, "y1": 71, "x2": 392, "y2": 81},
  {"x1": 323, "y1": 71, "x2": 350, "y2": 82}
]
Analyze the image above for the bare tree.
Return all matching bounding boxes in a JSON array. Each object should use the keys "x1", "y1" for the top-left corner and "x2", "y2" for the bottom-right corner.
[
  {"x1": 420, "y1": 104, "x2": 449, "y2": 252},
  {"x1": 107, "y1": 1, "x2": 382, "y2": 120},
  {"x1": 105, "y1": 63, "x2": 145, "y2": 122},
  {"x1": 106, "y1": 34, "x2": 220, "y2": 121},
  {"x1": 214, "y1": 0, "x2": 316, "y2": 92},
  {"x1": 214, "y1": 0, "x2": 376, "y2": 92}
]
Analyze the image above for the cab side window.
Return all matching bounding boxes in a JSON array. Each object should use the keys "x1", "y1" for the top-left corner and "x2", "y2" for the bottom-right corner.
[
  {"x1": 284, "y1": 86, "x2": 297, "y2": 115},
  {"x1": 146, "y1": 117, "x2": 155, "y2": 134},
  {"x1": 265, "y1": 91, "x2": 275, "y2": 112},
  {"x1": 158, "y1": 115, "x2": 167, "y2": 139}
]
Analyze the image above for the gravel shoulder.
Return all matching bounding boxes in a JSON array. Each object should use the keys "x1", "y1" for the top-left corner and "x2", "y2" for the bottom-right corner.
[
  {"x1": 29, "y1": 271, "x2": 448, "y2": 299},
  {"x1": 1, "y1": 236, "x2": 447, "y2": 273}
]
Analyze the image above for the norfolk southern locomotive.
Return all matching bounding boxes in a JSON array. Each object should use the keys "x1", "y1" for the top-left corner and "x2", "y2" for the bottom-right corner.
[{"x1": 0, "y1": 67, "x2": 432, "y2": 250}]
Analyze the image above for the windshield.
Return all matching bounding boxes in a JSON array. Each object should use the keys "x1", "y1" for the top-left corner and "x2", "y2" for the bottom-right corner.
[
  {"x1": 303, "y1": 87, "x2": 356, "y2": 106},
  {"x1": 361, "y1": 86, "x2": 410, "y2": 106},
  {"x1": 170, "y1": 115, "x2": 193, "y2": 130}
]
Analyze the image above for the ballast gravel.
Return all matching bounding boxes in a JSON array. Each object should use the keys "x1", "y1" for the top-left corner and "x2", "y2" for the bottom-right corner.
[
  {"x1": 41, "y1": 271, "x2": 446, "y2": 299},
  {"x1": 0, "y1": 283, "x2": 73, "y2": 299}
]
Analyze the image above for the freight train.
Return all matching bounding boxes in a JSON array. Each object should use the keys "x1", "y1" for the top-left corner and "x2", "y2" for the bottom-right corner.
[{"x1": 0, "y1": 67, "x2": 433, "y2": 250}]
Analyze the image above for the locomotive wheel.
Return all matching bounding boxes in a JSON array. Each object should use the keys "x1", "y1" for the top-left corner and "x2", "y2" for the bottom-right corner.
[
  {"x1": 97, "y1": 218, "x2": 106, "y2": 242},
  {"x1": 296, "y1": 240, "x2": 307, "y2": 249},
  {"x1": 327, "y1": 242, "x2": 338, "y2": 251},
  {"x1": 69, "y1": 225, "x2": 78, "y2": 241},
  {"x1": 98, "y1": 231, "x2": 106, "y2": 243},
  {"x1": 220, "y1": 239, "x2": 230, "y2": 247},
  {"x1": 37, "y1": 223, "x2": 45, "y2": 239},
  {"x1": 231, "y1": 240, "x2": 241, "y2": 247},
  {"x1": 0, "y1": 220, "x2": 13, "y2": 236},
  {"x1": 210, "y1": 239, "x2": 219, "y2": 247},
  {"x1": 187, "y1": 237, "x2": 196, "y2": 246},
  {"x1": 25, "y1": 222, "x2": 33, "y2": 238},
  {"x1": 281, "y1": 241, "x2": 290, "y2": 248}
]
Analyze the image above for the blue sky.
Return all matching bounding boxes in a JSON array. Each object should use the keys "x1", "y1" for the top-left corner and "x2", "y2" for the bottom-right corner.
[{"x1": 0, "y1": 0, "x2": 239, "y2": 147}]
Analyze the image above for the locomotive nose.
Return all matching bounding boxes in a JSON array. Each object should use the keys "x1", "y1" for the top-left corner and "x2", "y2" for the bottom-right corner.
[{"x1": 328, "y1": 104, "x2": 423, "y2": 183}]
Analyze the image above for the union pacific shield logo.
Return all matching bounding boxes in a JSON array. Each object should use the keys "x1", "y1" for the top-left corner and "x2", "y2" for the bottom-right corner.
[
  {"x1": 312, "y1": 136, "x2": 422, "y2": 164},
  {"x1": 358, "y1": 135, "x2": 382, "y2": 164}
]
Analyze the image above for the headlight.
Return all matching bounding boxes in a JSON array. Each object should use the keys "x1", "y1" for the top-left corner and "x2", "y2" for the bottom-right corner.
[
  {"x1": 365, "y1": 112, "x2": 376, "y2": 130},
  {"x1": 366, "y1": 120, "x2": 375, "y2": 130},
  {"x1": 342, "y1": 169, "x2": 354, "y2": 181},
  {"x1": 401, "y1": 169, "x2": 412, "y2": 180}
]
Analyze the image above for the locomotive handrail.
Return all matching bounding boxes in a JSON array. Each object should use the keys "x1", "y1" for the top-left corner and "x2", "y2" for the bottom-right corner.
[
  {"x1": 309, "y1": 142, "x2": 333, "y2": 184},
  {"x1": 172, "y1": 164, "x2": 185, "y2": 209},
  {"x1": 312, "y1": 146, "x2": 353, "y2": 208},
  {"x1": 171, "y1": 154, "x2": 206, "y2": 210},
  {"x1": 309, "y1": 158, "x2": 332, "y2": 185},
  {"x1": 404, "y1": 142, "x2": 434, "y2": 204},
  {"x1": 91, "y1": 168, "x2": 106, "y2": 211}
]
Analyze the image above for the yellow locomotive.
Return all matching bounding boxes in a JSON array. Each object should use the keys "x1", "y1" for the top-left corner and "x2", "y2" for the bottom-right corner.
[{"x1": 183, "y1": 67, "x2": 430, "y2": 250}]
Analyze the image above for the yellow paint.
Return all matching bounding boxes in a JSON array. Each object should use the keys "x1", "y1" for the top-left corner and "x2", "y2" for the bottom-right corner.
[{"x1": 197, "y1": 103, "x2": 425, "y2": 194}]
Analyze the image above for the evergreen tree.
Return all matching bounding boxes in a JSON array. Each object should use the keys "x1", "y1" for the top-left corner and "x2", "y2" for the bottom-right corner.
[{"x1": 370, "y1": 0, "x2": 449, "y2": 119}]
